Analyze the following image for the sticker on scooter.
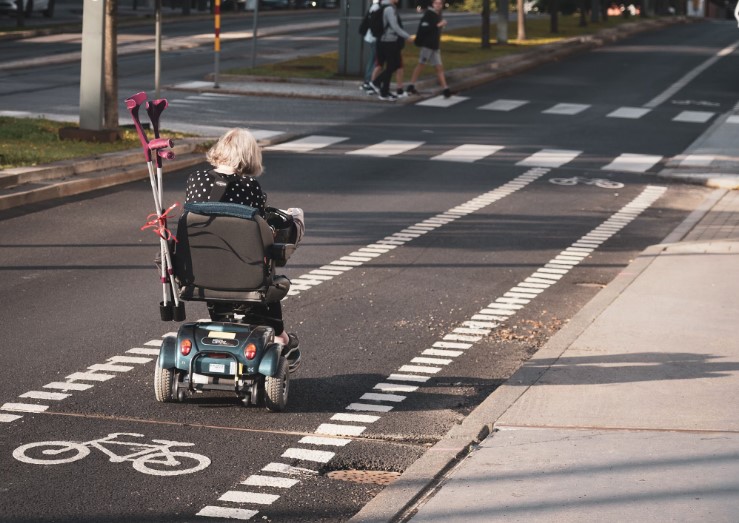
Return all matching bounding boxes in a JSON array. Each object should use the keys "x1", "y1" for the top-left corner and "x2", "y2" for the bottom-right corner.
[
  {"x1": 549, "y1": 176, "x2": 624, "y2": 189},
  {"x1": 13, "y1": 432, "x2": 211, "y2": 476}
]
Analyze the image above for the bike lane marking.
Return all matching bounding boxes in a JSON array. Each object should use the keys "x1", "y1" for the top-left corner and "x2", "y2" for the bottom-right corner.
[{"x1": 196, "y1": 185, "x2": 668, "y2": 520}]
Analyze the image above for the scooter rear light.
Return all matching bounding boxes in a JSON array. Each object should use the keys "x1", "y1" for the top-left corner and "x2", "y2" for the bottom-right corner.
[
  {"x1": 180, "y1": 339, "x2": 192, "y2": 356},
  {"x1": 244, "y1": 343, "x2": 257, "y2": 360}
]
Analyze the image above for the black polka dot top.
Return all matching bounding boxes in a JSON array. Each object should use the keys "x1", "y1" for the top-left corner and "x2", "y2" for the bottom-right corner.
[{"x1": 185, "y1": 169, "x2": 267, "y2": 214}]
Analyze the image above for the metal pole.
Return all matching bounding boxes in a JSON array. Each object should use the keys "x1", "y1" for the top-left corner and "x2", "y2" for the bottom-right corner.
[
  {"x1": 80, "y1": 0, "x2": 106, "y2": 130},
  {"x1": 251, "y1": 0, "x2": 259, "y2": 69},
  {"x1": 155, "y1": 0, "x2": 162, "y2": 97},
  {"x1": 214, "y1": 0, "x2": 221, "y2": 87}
]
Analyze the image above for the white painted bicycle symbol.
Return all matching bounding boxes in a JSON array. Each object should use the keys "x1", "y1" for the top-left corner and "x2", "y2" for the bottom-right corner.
[
  {"x1": 549, "y1": 176, "x2": 624, "y2": 189},
  {"x1": 13, "y1": 432, "x2": 211, "y2": 476}
]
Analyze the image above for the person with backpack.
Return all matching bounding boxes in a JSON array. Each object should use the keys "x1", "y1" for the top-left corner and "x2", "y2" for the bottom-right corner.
[
  {"x1": 358, "y1": 0, "x2": 381, "y2": 93},
  {"x1": 368, "y1": 0, "x2": 413, "y2": 101},
  {"x1": 405, "y1": 0, "x2": 451, "y2": 98}
]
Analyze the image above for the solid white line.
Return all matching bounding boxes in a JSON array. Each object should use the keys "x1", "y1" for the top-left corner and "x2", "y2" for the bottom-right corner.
[
  {"x1": 644, "y1": 41, "x2": 739, "y2": 108},
  {"x1": 315, "y1": 424, "x2": 366, "y2": 437},
  {"x1": 242, "y1": 475, "x2": 299, "y2": 488},
  {"x1": 1, "y1": 402, "x2": 48, "y2": 413},
  {"x1": 196, "y1": 506, "x2": 259, "y2": 520},
  {"x1": 19, "y1": 391, "x2": 70, "y2": 401},
  {"x1": 282, "y1": 448, "x2": 336, "y2": 462},
  {"x1": 332, "y1": 413, "x2": 380, "y2": 423},
  {"x1": 219, "y1": 491, "x2": 280, "y2": 504},
  {"x1": 299, "y1": 435, "x2": 352, "y2": 446}
]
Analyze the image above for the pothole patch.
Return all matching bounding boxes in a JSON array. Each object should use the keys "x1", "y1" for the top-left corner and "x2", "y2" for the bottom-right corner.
[{"x1": 326, "y1": 469, "x2": 401, "y2": 486}]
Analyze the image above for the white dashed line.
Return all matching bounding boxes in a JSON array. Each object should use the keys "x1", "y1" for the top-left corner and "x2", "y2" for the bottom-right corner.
[
  {"x1": 197, "y1": 506, "x2": 259, "y2": 520},
  {"x1": 282, "y1": 448, "x2": 336, "y2": 462},
  {"x1": 241, "y1": 475, "x2": 299, "y2": 488}
]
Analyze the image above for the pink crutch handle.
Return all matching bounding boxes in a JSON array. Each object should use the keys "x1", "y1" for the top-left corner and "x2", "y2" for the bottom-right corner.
[
  {"x1": 148, "y1": 138, "x2": 174, "y2": 150},
  {"x1": 158, "y1": 150, "x2": 176, "y2": 160}
]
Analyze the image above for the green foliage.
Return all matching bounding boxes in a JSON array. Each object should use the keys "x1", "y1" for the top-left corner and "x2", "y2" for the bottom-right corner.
[{"x1": 0, "y1": 117, "x2": 189, "y2": 170}]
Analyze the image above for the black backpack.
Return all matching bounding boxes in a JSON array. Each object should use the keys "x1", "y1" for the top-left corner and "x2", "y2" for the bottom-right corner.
[{"x1": 369, "y1": 4, "x2": 388, "y2": 38}]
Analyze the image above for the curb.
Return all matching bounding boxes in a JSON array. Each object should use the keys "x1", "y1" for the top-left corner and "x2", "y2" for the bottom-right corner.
[
  {"x1": 0, "y1": 133, "x2": 293, "y2": 213},
  {"x1": 348, "y1": 186, "x2": 727, "y2": 523}
]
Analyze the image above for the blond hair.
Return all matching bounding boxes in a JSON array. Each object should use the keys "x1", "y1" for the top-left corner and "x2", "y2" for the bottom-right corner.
[{"x1": 206, "y1": 128, "x2": 263, "y2": 176}]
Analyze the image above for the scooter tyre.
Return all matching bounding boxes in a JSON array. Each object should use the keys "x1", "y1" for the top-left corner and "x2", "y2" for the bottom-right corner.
[{"x1": 264, "y1": 356, "x2": 289, "y2": 412}]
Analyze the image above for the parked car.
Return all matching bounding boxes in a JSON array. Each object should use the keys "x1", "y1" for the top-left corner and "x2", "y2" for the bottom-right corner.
[{"x1": 0, "y1": 0, "x2": 55, "y2": 17}]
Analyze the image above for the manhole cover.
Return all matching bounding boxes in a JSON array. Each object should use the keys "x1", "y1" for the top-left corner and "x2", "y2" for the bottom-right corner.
[{"x1": 326, "y1": 469, "x2": 401, "y2": 486}]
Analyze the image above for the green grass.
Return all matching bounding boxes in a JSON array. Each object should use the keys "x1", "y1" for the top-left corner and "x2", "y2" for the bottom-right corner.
[
  {"x1": 0, "y1": 117, "x2": 191, "y2": 170},
  {"x1": 225, "y1": 15, "x2": 649, "y2": 80}
]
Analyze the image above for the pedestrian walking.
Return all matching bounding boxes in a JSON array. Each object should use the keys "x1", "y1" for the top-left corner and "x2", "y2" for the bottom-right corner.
[
  {"x1": 406, "y1": 0, "x2": 451, "y2": 98},
  {"x1": 359, "y1": 0, "x2": 381, "y2": 94},
  {"x1": 369, "y1": 0, "x2": 413, "y2": 101}
]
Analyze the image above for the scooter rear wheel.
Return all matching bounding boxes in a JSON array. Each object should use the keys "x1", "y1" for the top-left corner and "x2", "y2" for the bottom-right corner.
[
  {"x1": 264, "y1": 356, "x2": 289, "y2": 412},
  {"x1": 154, "y1": 357, "x2": 176, "y2": 402}
]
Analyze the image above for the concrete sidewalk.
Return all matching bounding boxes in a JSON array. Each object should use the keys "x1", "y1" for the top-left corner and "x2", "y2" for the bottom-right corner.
[{"x1": 396, "y1": 187, "x2": 739, "y2": 522}]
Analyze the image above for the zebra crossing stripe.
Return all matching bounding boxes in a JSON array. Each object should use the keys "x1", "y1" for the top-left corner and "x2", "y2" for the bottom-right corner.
[
  {"x1": 416, "y1": 95, "x2": 468, "y2": 108},
  {"x1": 602, "y1": 153, "x2": 662, "y2": 173},
  {"x1": 543, "y1": 103, "x2": 590, "y2": 115},
  {"x1": 673, "y1": 110, "x2": 714, "y2": 123},
  {"x1": 242, "y1": 475, "x2": 299, "y2": 488},
  {"x1": 607, "y1": 107, "x2": 651, "y2": 119},
  {"x1": 0, "y1": 413, "x2": 23, "y2": 422},
  {"x1": 347, "y1": 402, "x2": 394, "y2": 412},
  {"x1": 266, "y1": 135, "x2": 348, "y2": 153},
  {"x1": 197, "y1": 506, "x2": 259, "y2": 520},
  {"x1": 218, "y1": 491, "x2": 280, "y2": 505},
  {"x1": 431, "y1": 144, "x2": 503, "y2": 163},
  {"x1": 679, "y1": 154, "x2": 714, "y2": 168},
  {"x1": 299, "y1": 435, "x2": 353, "y2": 446},
  {"x1": 517, "y1": 149, "x2": 582, "y2": 168},
  {"x1": 479, "y1": 99, "x2": 528, "y2": 111},
  {"x1": 346, "y1": 140, "x2": 424, "y2": 157},
  {"x1": 20, "y1": 391, "x2": 70, "y2": 401},
  {"x1": 1, "y1": 402, "x2": 48, "y2": 413}
]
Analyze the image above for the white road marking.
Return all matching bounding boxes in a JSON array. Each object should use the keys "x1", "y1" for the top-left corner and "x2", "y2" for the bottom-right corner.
[
  {"x1": 0, "y1": 413, "x2": 23, "y2": 422},
  {"x1": 267, "y1": 135, "x2": 348, "y2": 153},
  {"x1": 387, "y1": 374, "x2": 430, "y2": 383},
  {"x1": 346, "y1": 402, "x2": 394, "y2": 412},
  {"x1": 88, "y1": 363, "x2": 134, "y2": 373},
  {"x1": 417, "y1": 95, "x2": 469, "y2": 107},
  {"x1": 398, "y1": 365, "x2": 441, "y2": 374},
  {"x1": 679, "y1": 154, "x2": 714, "y2": 168},
  {"x1": 602, "y1": 153, "x2": 663, "y2": 173},
  {"x1": 66, "y1": 372, "x2": 115, "y2": 382},
  {"x1": 673, "y1": 110, "x2": 714, "y2": 123},
  {"x1": 1, "y1": 403, "x2": 48, "y2": 413},
  {"x1": 19, "y1": 391, "x2": 70, "y2": 401},
  {"x1": 360, "y1": 392, "x2": 406, "y2": 402},
  {"x1": 607, "y1": 106, "x2": 651, "y2": 119},
  {"x1": 262, "y1": 462, "x2": 317, "y2": 475},
  {"x1": 644, "y1": 41, "x2": 739, "y2": 108},
  {"x1": 431, "y1": 144, "x2": 504, "y2": 163},
  {"x1": 517, "y1": 149, "x2": 581, "y2": 168},
  {"x1": 298, "y1": 436, "x2": 352, "y2": 446},
  {"x1": 543, "y1": 103, "x2": 590, "y2": 115},
  {"x1": 43, "y1": 382, "x2": 93, "y2": 391},
  {"x1": 373, "y1": 382, "x2": 418, "y2": 393},
  {"x1": 109, "y1": 355, "x2": 153, "y2": 364},
  {"x1": 127, "y1": 347, "x2": 161, "y2": 355},
  {"x1": 479, "y1": 99, "x2": 528, "y2": 111},
  {"x1": 346, "y1": 140, "x2": 424, "y2": 157},
  {"x1": 242, "y1": 475, "x2": 299, "y2": 488},
  {"x1": 315, "y1": 424, "x2": 366, "y2": 437},
  {"x1": 197, "y1": 506, "x2": 258, "y2": 520},
  {"x1": 219, "y1": 491, "x2": 280, "y2": 505},
  {"x1": 331, "y1": 413, "x2": 381, "y2": 423},
  {"x1": 282, "y1": 448, "x2": 336, "y2": 462}
]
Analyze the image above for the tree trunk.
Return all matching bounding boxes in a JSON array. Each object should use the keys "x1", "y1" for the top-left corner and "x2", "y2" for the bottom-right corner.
[
  {"x1": 104, "y1": 0, "x2": 118, "y2": 130},
  {"x1": 579, "y1": 0, "x2": 588, "y2": 25},
  {"x1": 497, "y1": 0, "x2": 509, "y2": 44},
  {"x1": 550, "y1": 0, "x2": 559, "y2": 33},
  {"x1": 591, "y1": 0, "x2": 600, "y2": 22},
  {"x1": 517, "y1": 0, "x2": 526, "y2": 40},
  {"x1": 481, "y1": 0, "x2": 490, "y2": 48}
]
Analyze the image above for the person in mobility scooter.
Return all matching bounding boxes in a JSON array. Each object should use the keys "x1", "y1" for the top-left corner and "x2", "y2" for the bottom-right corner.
[{"x1": 126, "y1": 92, "x2": 303, "y2": 412}]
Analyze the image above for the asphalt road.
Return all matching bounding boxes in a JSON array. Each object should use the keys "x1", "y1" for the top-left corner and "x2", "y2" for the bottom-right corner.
[{"x1": 1, "y1": 17, "x2": 736, "y2": 523}]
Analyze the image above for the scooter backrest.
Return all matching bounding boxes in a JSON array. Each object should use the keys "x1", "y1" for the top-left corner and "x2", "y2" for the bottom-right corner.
[{"x1": 174, "y1": 203, "x2": 274, "y2": 292}]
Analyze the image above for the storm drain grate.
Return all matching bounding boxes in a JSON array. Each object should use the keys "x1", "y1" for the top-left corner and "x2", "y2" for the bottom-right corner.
[{"x1": 326, "y1": 469, "x2": 401, "y2": 485}]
